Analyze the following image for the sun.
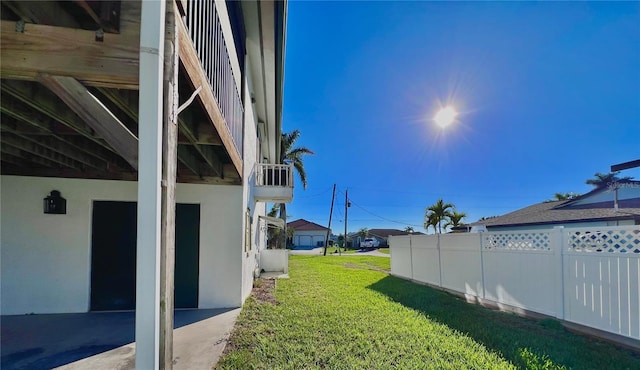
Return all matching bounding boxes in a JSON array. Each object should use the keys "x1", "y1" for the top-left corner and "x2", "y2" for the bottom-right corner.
[{"x1": 434, "y1": 106, "x2": 457, "y2": 128}]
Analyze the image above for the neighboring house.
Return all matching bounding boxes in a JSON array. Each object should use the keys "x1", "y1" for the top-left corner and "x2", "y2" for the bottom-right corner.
[
  {"x1": 1, "y1": 0, "x2": 288, "y2": 364},
  {"x1": 459, "y1": 181, "x2": 640, "y2": 232},
  {"x1": 288, "y1": 219, "x2": 330, "y2": 248},
  {"x1": 348, "y1": 229, "x2": 424, "y2": 248},
  {"x1": 368, "y1": 229, "x2": 425, "y2": 247}
]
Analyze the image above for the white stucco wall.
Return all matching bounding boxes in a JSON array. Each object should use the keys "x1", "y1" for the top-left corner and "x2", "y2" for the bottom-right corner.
[
  {"x1": 240, "y1": 68, "x2": 266, "y2": 304},
  {"x1": 1, "y1": 175, "x2": 244, "y2": 315}
]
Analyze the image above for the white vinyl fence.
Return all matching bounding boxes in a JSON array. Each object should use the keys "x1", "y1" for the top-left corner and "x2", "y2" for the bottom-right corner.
[{"x1": 390, "y1": 226, "x2": 640, "y2": 341}]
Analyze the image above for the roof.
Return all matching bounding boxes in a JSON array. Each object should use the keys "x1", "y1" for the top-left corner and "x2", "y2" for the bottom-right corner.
[
  {"x1": 287, "y1": 219, "x2": 329, "y2": 231},
  {"x1": 368, "y1": 229, "x2": 425, "y2": 238},
  {"x1": 469, "y1": 186, "x2": 640, "y2": 228}
]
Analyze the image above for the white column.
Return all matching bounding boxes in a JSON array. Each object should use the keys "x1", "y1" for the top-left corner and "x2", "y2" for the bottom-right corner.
[{"x1": 137, "y1": 1, "x2": 166, "y2": 369}]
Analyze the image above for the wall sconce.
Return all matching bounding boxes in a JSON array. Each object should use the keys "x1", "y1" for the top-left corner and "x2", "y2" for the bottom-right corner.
[{"x1": 44, "y1": 190, "x2": 66, "y2": 214}]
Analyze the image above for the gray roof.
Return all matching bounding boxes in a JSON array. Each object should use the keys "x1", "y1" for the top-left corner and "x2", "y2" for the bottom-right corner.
[
  {"x1": 470, "y1": 186, "x2": 640, "y2": 228},
  {"x1": 368, "y1": 229, "x2": 425, "y2": 238}
]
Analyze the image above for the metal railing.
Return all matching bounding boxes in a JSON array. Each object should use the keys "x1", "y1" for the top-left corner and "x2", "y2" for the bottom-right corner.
[
  {"x1": 255, "y1": 163, "x2": 294, "y2": 188},
  {"x1": 184, "y1": 0, "x2": 244, "y2": 158}
]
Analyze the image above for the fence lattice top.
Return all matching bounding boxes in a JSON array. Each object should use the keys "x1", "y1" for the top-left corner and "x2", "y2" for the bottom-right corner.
[
  {"x1": 567, "y1": 229, "x2": 640, "y2": 253},
  {"x1": 482, "y1": 232, "x2": 552, "y2": 251}
]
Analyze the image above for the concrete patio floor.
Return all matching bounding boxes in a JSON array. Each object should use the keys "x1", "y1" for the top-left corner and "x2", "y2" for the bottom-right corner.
[{"x1": 1, "y1": 308, "x2": 240, "y2": 370}]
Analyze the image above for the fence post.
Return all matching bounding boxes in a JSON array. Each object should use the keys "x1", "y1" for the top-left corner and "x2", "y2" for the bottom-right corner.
[
  {"x1": 479, "y1": 232, "x2": 486, "y2": 299},
  {"x1": 409, "y1": 234, "x2": 414, "y2": 280},
  {"x1": 553, "y1": 226, "x2": 565, "y2": 320},
  {"x1": 437, "y1": 233, "x2": 443, "y2": 287}
]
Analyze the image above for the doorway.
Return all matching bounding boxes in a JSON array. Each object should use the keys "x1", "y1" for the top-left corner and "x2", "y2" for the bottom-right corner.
[{"x1": 90, "y1": 201, "x2": 200, "y2": 311}]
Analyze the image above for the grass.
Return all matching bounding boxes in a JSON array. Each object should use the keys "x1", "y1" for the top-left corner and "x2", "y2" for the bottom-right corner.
[
  {"x1": 217, "y1": 255, "x2": 640, "y2": 369},
  {"x1": 323, "y1": 246, "x2": 356, "y2": 254},
  {"x1": 377, "y1": 247, "x2": 390, "y2": 254}
]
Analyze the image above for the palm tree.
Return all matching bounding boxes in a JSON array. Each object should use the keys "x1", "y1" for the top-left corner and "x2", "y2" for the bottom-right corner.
[
  {"x1": 404, "y1": 226, "x2": 415, "y2": 233},
  {"x1": 277, "y1": 129, "x2": 315, "y2": 223},
  {"x1": 551, "y1": 192, "x2": 580, "y2": 201},
  {"x1": 356, "y1": 227, "x2": 369, "y2": 249},
  {"x1": 425, "y1": 198, "x2": 454, "y2": 234},
  {"x1": 423, "y1": 212, "x2": 439, "y2": 234},
  {"x1": 445, "y1": 210, "x2": 467, "y2": 229},
  {"x1": 586, "y1": 172, "x2": 632, "y2": 189}
]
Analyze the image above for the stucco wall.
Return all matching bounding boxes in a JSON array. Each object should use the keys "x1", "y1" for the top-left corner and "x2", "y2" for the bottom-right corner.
[
  {"x1": 1, "y1": 175, "x2": 244, "y2": 315},
  {"x1": 240, "y1": 68, "x2": 265, "y2": 303}
]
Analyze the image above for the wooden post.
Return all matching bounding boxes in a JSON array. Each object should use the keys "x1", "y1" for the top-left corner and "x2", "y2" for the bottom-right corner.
[
  {"x1": 343, "y1": 189, "x2": 349, "y2": 255},
  {"x1": 323, "y1": 184, "x2": 336, "y2": 256},
  {"x1": 159, "y1": 1, "x2": 179, "y2": 369}
]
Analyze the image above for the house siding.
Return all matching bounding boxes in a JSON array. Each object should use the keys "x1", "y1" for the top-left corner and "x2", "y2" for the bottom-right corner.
[{"x1": 488, "y1": 220, "x2": 635, "y2": 232}]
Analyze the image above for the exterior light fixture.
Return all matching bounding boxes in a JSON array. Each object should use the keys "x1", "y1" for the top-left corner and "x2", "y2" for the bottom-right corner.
[{"x1": 43, "y1": 190, "x2": 66, "y2": 214}]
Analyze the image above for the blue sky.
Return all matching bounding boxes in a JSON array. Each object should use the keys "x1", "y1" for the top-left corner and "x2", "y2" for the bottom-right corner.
[{"x1": 281, "y1": 1, "x2": 640, "y2": 233}]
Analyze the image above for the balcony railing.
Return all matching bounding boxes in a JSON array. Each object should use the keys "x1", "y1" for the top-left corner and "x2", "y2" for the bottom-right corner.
[
  {"x1": 254, "y1": 163, "x2": 294, "y2": 203},
  {"x1": 184, "y1": 0, "x2": 244, "y2": 158}
]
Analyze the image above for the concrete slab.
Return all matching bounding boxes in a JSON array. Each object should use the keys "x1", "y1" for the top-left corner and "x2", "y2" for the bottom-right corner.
[
  {"x1": 1, "y1": 308, "x2": 240, "y2": 370},
  {"x1": 259, "y1": 272, "x2": 289, "y2": 279}
]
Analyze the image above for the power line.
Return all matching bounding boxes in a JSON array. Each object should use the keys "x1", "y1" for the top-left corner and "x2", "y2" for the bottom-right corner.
[
  {"x1": 295, "y1": 186, "x2": 335, "y2": 199},
  {"x1": 348, "y1": 196, "x2": 424, "y2": 228}
]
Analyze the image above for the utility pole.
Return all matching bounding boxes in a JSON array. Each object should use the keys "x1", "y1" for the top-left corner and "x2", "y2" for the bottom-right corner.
[
  {"x1": 323, "y1": 184, "x2": 337, "y2": 256},
  {"x1": 343, "y1": 189, "x2": 350, "y2": 255}
]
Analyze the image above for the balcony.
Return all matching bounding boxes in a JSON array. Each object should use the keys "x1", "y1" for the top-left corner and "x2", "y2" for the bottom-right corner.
[{"x1": 254, "y1": 163, "x2": 294, "y2": 203}]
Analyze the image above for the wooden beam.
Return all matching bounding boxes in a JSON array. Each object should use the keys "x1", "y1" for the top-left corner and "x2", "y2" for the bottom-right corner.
[
  {"x1": 1, "y1": 124, "x2": 107, "y2": 170},
  {"x1": 160, "y1": 4, "x2": 179, "y2": 365},
  {"x1": 3, "y1": 1, "x2": 81, "y2": 28},
  {"x1": 1, "y1": 145, "x2": 62, "y2": 168},
  {"x1": 1, "y1": 99, "x2": 120, "y2": 164},
  {"x1": 611, "y1": 160, "x2": 640, "y2": 172},
  {"x1": 0, "y1": 20, "x2": 139, "y2": 89},
  {"x1": 95, "y1": 87, "x2": 140, "y2": 123},
  {"x1": 0, "y1": 166, "x2": 137, "y2": 181},
  {"x1": 95, "y1": 85, "x2": 224, "y2": 175},
  {"x1": 176, "y1": 111, "x2": 223, "y2": 177},
  {"x1": 37, "y1": 74, "x2": 139, "y2": 169},
  {"x1": 176, "y1": 145, "x2": 202, "y2": 176},
  {"x1": 177, "y1": 17, "x2": 243, "y2": 178},
  {"x1": 73, "y1": 1, "x2": 121, "y2": 33},
  {"x1": 2, "y1": 133, "x2": 83, "y2": 169},
  {"x1": 178, "y1": 164, "x2": 240, "y2": 184},
  {"x1": 1, "y1": 80, "x2": 121, "y2": 156}
]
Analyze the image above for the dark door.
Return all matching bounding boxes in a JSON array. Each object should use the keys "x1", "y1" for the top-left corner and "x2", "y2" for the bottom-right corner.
[
  {"x1": 90, "y1": 201, "x2": 200, "y2": 311},
  {"x1": 90, "y1": 201, "x2": 137, "y2": 311},
  {"x1": 175, "y1": 203, "x2": 200, "y2": 308}
]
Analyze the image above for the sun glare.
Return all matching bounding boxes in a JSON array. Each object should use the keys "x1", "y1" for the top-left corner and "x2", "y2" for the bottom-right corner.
[{"x1": 434, "y1": 106, "x2": 457, "y2": 128}]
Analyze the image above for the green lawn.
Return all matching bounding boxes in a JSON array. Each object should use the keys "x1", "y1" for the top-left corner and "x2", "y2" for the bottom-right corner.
[
  {"x1": 323, "y1": 246, "x2": 356, "y2": 254},
  {"x1": 217, "y1": 255, "x2": 640, "y2": 369}
]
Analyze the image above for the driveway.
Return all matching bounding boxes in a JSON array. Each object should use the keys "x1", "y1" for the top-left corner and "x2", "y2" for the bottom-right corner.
[{"x1": 1, "y1": 308, "x2": 239, "y2": 370}]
